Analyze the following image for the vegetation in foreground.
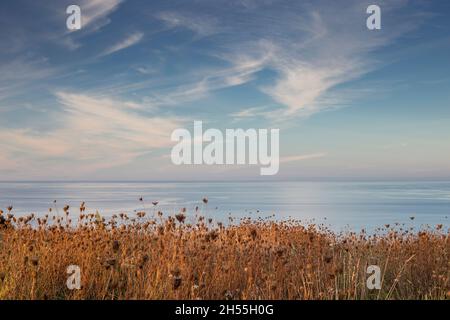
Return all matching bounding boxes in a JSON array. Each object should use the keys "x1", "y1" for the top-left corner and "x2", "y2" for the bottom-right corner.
[{"x1": 0, "y1": 203, "x2": 448, "y2": 300}]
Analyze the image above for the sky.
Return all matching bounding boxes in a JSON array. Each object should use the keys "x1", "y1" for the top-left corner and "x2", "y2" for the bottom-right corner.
[{"x1": 0, "y1": 0, "x2": 449, "y2": 181}]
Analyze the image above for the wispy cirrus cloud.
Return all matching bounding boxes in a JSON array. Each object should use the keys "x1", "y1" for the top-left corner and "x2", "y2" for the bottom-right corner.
[
  {"x1": 157, "y1": 11, "x2": 219, "y2": 36},
  {"x1": 280, "y1": 153, "x2": 327, "y2": 163},
  {"x1": 100, "y1": 32, "x2": 144, "y2": 56},
  {"x1": 0, "y1": 0, "x2": 443, "y2": 180},
  {"x1": 135, "y1": 53, "x2": 269, "y2": 108},
  {"x1": 58, "y1": 0, "x2": 124, "y2": 50},
  {"x1": 192, "y1": 0, "x2": 424, "y2": 120},
  {"x1": 0, "y1": 0, "x2": 125, "y2": 104},
  {"x1": 143, "y1": 1, "x2": 421, "y2": 121},
  {"x1": 79, "y1": 0, "x2": 123, "y2": 31},
  {"x1": 0, "y1": 57, "x2": 56, "y2": 103}
]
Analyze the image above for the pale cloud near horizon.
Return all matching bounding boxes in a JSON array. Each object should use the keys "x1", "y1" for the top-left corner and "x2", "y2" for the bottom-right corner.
[
  {"x1": 0, "y1": 92, "x2": 183, "y2": 178},
  {"x1": 153, "y1": 152, "x2": 327, "y2": 178},
  {"x1": 280, "y1": 153, "x2": 327, "y2": 163}
]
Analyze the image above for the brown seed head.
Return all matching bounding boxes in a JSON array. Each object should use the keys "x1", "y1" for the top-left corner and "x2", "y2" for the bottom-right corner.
[
  {"x1": 30, "y1": 256, "x2": 39, "y2": 267},
  {"x1": 112, "y1": 240, "x2": 120, "y2": 253},
  {"x1": 175, "y1": 213, "x2": 186, "y2": 223}
]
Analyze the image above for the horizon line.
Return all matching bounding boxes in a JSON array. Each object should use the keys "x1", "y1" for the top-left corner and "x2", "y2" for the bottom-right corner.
[{"x1": 2, "y1": 177, "x2": 450, "y2": 183}]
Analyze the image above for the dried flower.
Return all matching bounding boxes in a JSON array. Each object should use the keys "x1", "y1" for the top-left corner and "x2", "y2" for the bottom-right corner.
[
  {"x1": 175, "y1": 213, "x2": 186, "y2": 223},
  {"x1": 30, "y1": 256, "x2": 39, "y2": 267},
  {"x1": 104, "y1": 258, "x2": 117, "y2": 268},
  {"x1": 224, "y1": 290, "x2": 233, "y2": 300},
  {"x1": 250, "y1": 228, "x2": 257, "y2": 240},
  {"x1": 112, "y1": 240, "x2": 120, "y2": 253},
  {"x1": 173, "y1": 275, "x2": 182, "y2": 290}
]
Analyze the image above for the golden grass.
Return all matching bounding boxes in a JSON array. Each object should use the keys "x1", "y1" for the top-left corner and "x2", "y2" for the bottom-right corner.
[{"x1": 0, "y1": 206, "x2": 448, "y2": 300}]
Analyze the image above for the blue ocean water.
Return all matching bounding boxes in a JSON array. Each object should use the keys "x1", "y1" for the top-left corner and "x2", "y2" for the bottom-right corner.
[{"x1": 0, "y1": 181, "x2": 449, "y2": 232}]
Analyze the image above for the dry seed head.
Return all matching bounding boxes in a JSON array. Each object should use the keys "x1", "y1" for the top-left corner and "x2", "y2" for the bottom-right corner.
[
  {"x1": 112, "y1": 240, "x2": 120, "y2": 253},
  {"x1": 30, "y1": 256, "x2": 39, "y2": 267},
  {"x1": 104, "y1": 258, "x2": 117, "y2": 268},
  {"x1": 175, "y1": 213, "x2": 186, "y2": 223},
  {"x1": 173, "y1": 275, "x2": 182, "y2": 290}
]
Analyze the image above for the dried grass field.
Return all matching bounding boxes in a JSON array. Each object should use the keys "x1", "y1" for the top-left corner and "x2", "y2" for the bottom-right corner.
[{"x1": 0, "y1": 203, "x2": 448, "y2": 300}]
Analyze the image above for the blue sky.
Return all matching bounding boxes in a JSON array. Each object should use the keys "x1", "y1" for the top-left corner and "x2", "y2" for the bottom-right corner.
[{"x1": 0, "y1": 0, "x2": 449, "y2": 180}]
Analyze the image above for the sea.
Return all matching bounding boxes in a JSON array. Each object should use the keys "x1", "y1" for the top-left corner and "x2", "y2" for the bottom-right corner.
[{"x1": 0, "y1": 180, "x2": 449, "y2": 233}]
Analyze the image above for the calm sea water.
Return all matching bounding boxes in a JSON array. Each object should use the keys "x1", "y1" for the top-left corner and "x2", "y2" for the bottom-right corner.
[{"x1": 0, "y1": 181, "x2": 449, "y2": 232}]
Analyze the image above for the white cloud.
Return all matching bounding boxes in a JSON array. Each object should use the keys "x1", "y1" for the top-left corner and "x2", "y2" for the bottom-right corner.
[
  {"x1": 80, "y1": 0, "x2": 123, "y2": 31},
  {"x1": 205, "y1": 0, "x2": 419, "y2": 120},
  {"x1": 280, "y1": 153, "x2": 327, "y2": 163},
  {"x1": 230, "y1": 106, "x2": 271, "y2": 119},
  {"x1": 0, "y1": 92, "x2": 183, "y2": 178},
  {"x1": 60, "y1": 0, "x2": 124, "y2": 50},
  {"x1": 0, "y1": 0, "x2": 431, "y2": 180},
  {"x1": 264, "y1": 61, "x2": 367, "y2": 117},
  {"x1": 140, "y1": 53, "x2": 269, "y2": 108},
  {"x1": 100, "y1": 32, "x2": 144, "y2": 56},
  {"x1": 157, "y1": 11, "x2": 219, "y2": 36},
  {"x1": 67, "y1": 2, "x2": 418, "y2": 120},
  {"x1": 0, "y1": 57, "x2": 56, "y2": 102},
  {"x1": 134, "y1": 66, "x2": 158, "y2": 75}
]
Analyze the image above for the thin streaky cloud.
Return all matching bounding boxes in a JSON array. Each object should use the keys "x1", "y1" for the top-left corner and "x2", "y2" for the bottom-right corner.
[
  {"x1": 0, "y1": 91, "x2": 183, "y2": 178},
  {"x1": 205, "y1": 1, "x2": 426, "y2": 120},
  {"x1": 156, "y1": 11, "x2": 219, "y2": 36},
  {"x1": 100, "y1": 32, "x2": 144, "y2": 57},
  {"x1": 280, "y1": 153, "x2": 327, "y2": 163},
  {"x1": 0, "y1": 57, "x2": 56, "y2": 103},
  {"x1": 0, "y1": 0, "x2": 448, "y2": 180},
  {"x1": 80, "y1": 0, "x2": 123, "y2": 31}
]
